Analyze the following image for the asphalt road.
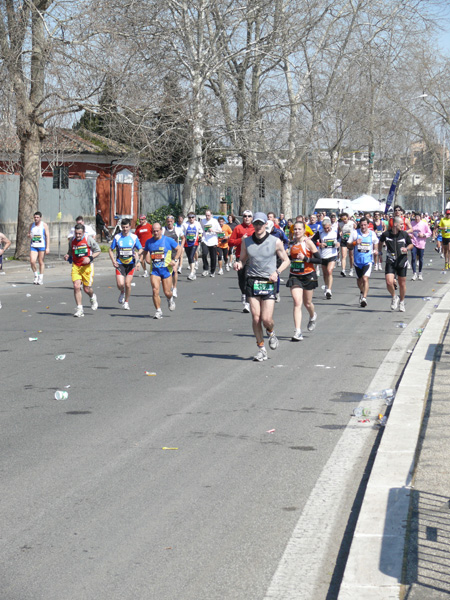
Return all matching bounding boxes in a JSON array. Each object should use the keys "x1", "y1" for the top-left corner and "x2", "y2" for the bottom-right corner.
[{"x1": 0, "y1": 250, "x2": 446, "y2": 600}]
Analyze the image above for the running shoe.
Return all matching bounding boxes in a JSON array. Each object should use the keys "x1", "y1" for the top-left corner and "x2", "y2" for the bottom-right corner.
[
  {"x1": 177, "y1": 267, "x2": 182, "y2": 274},
  {"x1": 74, "y1": 306, "x2": 84, "y2": 318},
  {"x1": 123, "y1": 301, "x2": 130, "y2": 310},
  {"x1": 202, "y1": 270, "x2": 209, "y2": 277},
  {"x1": 0, "y1": 270, "x2": 4, "y2": 275},
  {"x1": 118, "y1": 291, "x2": 125, "y2": 304},
  {"x1": 90, "y1": 294, "x2": 98, "y2": 310},
  {"x1": 225, "y1": 264, "x2": 230, "y2": 272},
  {"x1": 275, "y1": 293, "x2": 281, "y2": 303},
  {"x1": 374, "y1": 264, "x2": 378, "y2": 271},
  {"x1": 187, "y1": 272, "x2": 196, "y2": 280},
  {"x1": 172, "y1": 287, "x2": 178, "y2": 298},
  {"x1": 391, "y1": 295, "x2": 399, "y2": 310},
  {"x1": 399, "y1": 300, "x2": 405, "y2": 312},
  {"x1": 253, "y1": 347, "x2": 268, "y2": 361},
  {"x1": 168, "y1": 297, "x2": 176, "y2": 311},
  {"x1": 0, "y1": 301, "x2": 2, "y2": 308},
  {"x1": 340, "y1": 271, "x2": 346, "y2": 277},
  {"x1": 418, "y1": 273, "x2": 423, "y2": 280},
  {"x1": 142, "y1": 270, "x2": 149, "y2": 278},
  {"x1": 33, "y1": 273, "x2": 39, "y2": 285},
  {"x1": 325, "y1": 289, "x2": 332, "y2": 299},
  {"x1": 292, "y1": 329, "x2": 303, "y2": 341},
  {"x1": 360, "y1": 297, "x2": 367, "y2": 308},
  {"x1": 153, "y1": 308, "x2": 163, "y2": 319},
  {"x1": 411, "y1": 272, "x2": 417, "y2": 281},
  {"x1": 243, "y1": 302, "x2": 250, "y2": 313},
  {"x1": 268, "y1": 332, "x2": 279, "y2": 350},
  {"x1": 348, "y1": 269, "x2": 354, "y2": 277},
  {"x1": 210, "y1": 272, "x2": 215, "y2": 278},
  {"x1": 38, "y1": 274, "x2": 43, "y2": 285},
  {"x1": 218, "y1": 268, "x2": 224, "y2": 275},
  {"x1": 194, "y1": 261, "x2": 199, "y2": 270},
  {"x1": 307, "y1": 312, "x2": 317, "y2": 331}
]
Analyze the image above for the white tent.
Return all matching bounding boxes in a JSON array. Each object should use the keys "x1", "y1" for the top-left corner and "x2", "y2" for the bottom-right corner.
[{"x1": 350, "y1": 194, "x2": 385, "y2": 212}]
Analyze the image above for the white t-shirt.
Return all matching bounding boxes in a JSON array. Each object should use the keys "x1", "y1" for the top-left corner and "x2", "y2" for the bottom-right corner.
[
  {"x1": 200, "y1": 217, "x2": 222, "y2": 246},
  {"x1": 319, "y1": 228, "x2": 338, "y2": 259}
]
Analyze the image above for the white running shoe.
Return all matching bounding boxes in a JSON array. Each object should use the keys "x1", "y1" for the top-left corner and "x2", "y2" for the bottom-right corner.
[
  {"x1": 360, "y1": 297, "x2": 367, "y2": 308},
  {"x1": 253, "y1": 347, "x2": 268, "y2": 361},
  {"x1": 292, "y1": 329, "x2": 303, "y2": 341},
  {"x1": 118, "y1": 291, "x2": 125, "y2": 304},
  {"x1": 33, "y1": 273, "x2": 39, "y2": 285},
  {"x1": 0, "y1": 301, "x2": 2, "y2": 308},
  {"x1": 340, "y1": 271, "x2": 346, "y2": 277},
  {"x1": 391, "y1": 295, "x2": 399, "y2": 310},
  {"x1": 74, "y1": 306, "x2": 84, "y2": 318},
  {"x1": 194, "y1": 261, "x2": 199, "y2": 270},
  {"x1": 307, "y1": 312, "x2": 317, "y2": 331},
  {"x1": 225, "y1": 264, "x2": 230, "y2": 271},
  {"x1": 349, "y1": 269, "x2": 354, "y2": 277},
  {"x1": 172, "y1": 287, "x2": 178, "y2": 298},
  {"x1": 123, "y1": 301, "x2": 130, "y2": 310},
  {"x1": 325, "y1": 289, "x2": 332, "y2": 299},
  {"x1": 153, "y1": 308, "x2": 163, "y2": 319},
  {"x1": 37, "y1": 274, "x2": 43, "y2": 285},
  {"x1": 418, "y1": 273, "x2": 423, "y2": 280},
  {"x1": 411, "y1": 272, "x2": 417, "y2": 281},
  {"x1": 210, "y1": 272, "x2": 215, "y2": 277},
  {"x1": 177, "y1": 267, "x2": 182, "y2": 274},
  {"x1": 187, "y1": 272, "x2": 196, "y2": 281},
  {"x1": 90, "y1": 294, "x2": 98, "y2": 310},
  {"x1": 268, "y1": 332, "x2": 279, "y2": 350},
  {"x1": 218, "y1": 268, "x2": 224, "y2": 275},
  {"x1": 0, "y1": 270, "x2": 5, "y2": 275},
  {"x1": 202, "y1": 270, "x2": 209, "y2": 277},
  {"x1": 168, "y1": 297, "x2": 176, "y2": 311},
  {"x1": 399, "y1": 300, "x2": 405, "y2": 312},
  {"x1": 142, "y1": 270, "x2": 149, "y2": 278},
  {"x1": 275, "y1": 293, "x2": 281, "y2": 303},
  {"x1": 243, "y1": 302, "x2": 250, "y2": 313}
]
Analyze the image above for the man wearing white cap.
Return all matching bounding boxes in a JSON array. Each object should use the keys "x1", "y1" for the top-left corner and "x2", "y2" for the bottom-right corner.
[{"x1": 234, "y1": 212, "x2": 290, "y2": 361}]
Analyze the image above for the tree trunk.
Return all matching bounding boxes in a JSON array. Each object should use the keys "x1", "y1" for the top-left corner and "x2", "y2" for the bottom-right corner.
[
  {"x1": 15, "y1": 124, "x2": 45, "y2": 259},
  {"x1": 280, "y1": 169, "x2": 293, "y2": 217},
  {"x1": 182, "y1": 82, "x2": 204, "y2": 215},
  {"x1": 240, "y1": 153, "x2": 257, "y2": 214}
]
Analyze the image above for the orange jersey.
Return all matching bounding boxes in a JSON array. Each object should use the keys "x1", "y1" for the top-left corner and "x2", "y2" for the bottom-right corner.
[
  {"x1": 218, "y1": 223, "x2": 232, "y2": 248},
  {"x1": 290, "y1": 240, "x2": 315, "y2": 275}
]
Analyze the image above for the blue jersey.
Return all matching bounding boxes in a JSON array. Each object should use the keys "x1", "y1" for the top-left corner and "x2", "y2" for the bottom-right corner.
[
  {"x1": 111, "y1": 233, "x2": 142, "y2": 265},
  {"x1": 144, "y1": 235, "x2": 178, "y2": 273},
  {"x1": 353, "y1": 229, "x2": 377, "y2": 267}
]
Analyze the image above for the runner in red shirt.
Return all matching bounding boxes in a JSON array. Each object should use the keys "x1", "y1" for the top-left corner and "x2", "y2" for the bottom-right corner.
[
  {"x1": 135, "y1": 214, "x2": 153, "y2": 277},
  {"x1": 228, "y1": 211, "x2": 255, "y2": 313}
]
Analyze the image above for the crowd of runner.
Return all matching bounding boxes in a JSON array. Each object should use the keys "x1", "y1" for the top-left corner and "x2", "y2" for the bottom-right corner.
[{"x1": 2, "y1": 206, "x2": 450, "y2": 360}]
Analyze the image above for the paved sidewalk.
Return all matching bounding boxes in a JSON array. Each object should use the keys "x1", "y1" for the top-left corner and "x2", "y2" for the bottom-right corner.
[{"x1": 339, "y1": 285, "x2": 450, "y2": 599}]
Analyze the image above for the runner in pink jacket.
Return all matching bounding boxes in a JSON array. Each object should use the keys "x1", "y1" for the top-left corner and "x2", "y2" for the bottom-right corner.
[{"x1": 411, "y1": 212, "x2": 432, "y2": 280}]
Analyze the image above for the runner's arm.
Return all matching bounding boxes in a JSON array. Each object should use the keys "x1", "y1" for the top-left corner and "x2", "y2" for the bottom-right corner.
[{"x1": 44, "y1": 223, "x2": 50, "y2": 253}]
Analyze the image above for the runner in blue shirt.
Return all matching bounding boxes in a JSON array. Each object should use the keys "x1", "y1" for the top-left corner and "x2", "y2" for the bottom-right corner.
[
  {"x1": 143, "y1": 222, "x2": 181, "y2": 319},
  {"x1": 109, "y1": 218, "x2": 142, "y2": 310}
]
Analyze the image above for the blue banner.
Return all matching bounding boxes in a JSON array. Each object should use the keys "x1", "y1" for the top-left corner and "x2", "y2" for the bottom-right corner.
[{"x1": 385, "y1": 170, "x2": 401, "y2": 213}]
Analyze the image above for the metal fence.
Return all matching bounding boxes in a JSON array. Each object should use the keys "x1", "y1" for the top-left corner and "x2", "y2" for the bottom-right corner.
[{"x1": 0, "y1": 174, "x2": 95, "y2": 222}]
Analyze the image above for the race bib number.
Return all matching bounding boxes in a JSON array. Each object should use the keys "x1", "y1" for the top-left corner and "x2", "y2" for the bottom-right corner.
[
  {"x1": 253, "y1": 280, "x2": 275, "y2": 296},
  {"x1": 204, "y1": 224, "x2": 212, "y2": 232},
  {"x1": 74, "y1": 245, "x2": 88, "y2": 257},
  {"x1": 218, "y1": 232, "x2": 225, "y2": 238},
  {"x1": 186, "y1": 233, "x2": 196, "y2": 242},
  {"x1": 325, "y1": 239, "x2": 334, "y2": 247},
  {"x1": 376, "y1": 230, "x2": 382, "y2": 237},
  {"x1": 31, "y1": 235, "x2": 43, "y2": 246},
  {"x1": 290, "y1": 260, "x2": 305, "y2": 274},
  {"x1": 151, "y1": 251, "x2": 165, "y2": 265},
  {"x1": 357, "y1": 243, "x2": 370, "y2": 253},
  {"x1": 119, "y1": 249, "x2": 133, "y2": 257},
  {"x1": 342, "y1": 233, "x2": 349, "y2": 241}
]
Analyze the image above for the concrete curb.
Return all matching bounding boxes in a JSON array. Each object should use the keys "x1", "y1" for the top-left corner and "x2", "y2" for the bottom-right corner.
[{"x1": 338, "y1": 284, "x2": 450, "y2": 599}]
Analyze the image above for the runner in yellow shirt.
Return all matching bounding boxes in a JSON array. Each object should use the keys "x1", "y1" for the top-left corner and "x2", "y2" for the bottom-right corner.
[{"x1": 439, "y1": 208, "x2": 450, "y2": 269}]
